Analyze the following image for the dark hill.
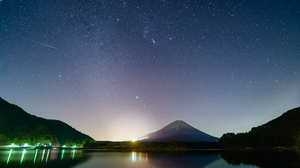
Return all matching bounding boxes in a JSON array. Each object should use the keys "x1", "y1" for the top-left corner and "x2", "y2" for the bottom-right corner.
[
  {"x1": 0, "y1": 97, "x2": 94, "y2": 146},
  {"x1": 219, "y1": 107, "x2": 300, "y2": 149}
]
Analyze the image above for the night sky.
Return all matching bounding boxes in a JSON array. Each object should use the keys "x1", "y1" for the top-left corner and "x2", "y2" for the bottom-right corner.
[{"x1": 1, "y1": 0, "x2": 299, "y2": 141}]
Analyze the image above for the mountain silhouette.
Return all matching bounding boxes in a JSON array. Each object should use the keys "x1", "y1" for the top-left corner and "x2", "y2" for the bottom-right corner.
[
  {"x1": 219, "y1": 107, "x2": 300, "y2": 148},
  {"x1": 0, "y1": 97, "x2": 94, "y2": 146},
  {"x1": 141, "y1": 120, "x2": 219, "y2": 142}
]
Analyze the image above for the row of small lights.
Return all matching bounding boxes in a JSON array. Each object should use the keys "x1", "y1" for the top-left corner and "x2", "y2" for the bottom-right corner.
[{"x1": 4, "y1": 143, "x2": 79, "y2": 148}]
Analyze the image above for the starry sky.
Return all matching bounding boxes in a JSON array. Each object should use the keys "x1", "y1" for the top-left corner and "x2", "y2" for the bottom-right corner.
[{"x1": 1, "y1": 0, "x2": 299, "y2": 141}]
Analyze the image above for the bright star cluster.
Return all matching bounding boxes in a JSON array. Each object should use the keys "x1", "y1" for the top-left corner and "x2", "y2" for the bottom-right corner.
[{"x1": 0, "y1": 0, "x2": 299, "y2": 141}]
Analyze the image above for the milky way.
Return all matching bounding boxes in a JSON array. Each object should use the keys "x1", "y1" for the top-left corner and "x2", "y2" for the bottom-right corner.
[{"x1": 1, "y1": 0, "x2": 299, "y2": 141}]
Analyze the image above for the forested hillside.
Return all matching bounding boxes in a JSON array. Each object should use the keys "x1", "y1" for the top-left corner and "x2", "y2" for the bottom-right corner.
[
  {"x1": 0, "y1": 98, "x2": 94, "y2": 146},
  {"x1": 219, "y1": 107, "x2": 300, "y2": 149}
]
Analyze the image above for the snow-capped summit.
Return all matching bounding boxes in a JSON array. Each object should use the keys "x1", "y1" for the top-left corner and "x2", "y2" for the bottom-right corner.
[
  {"x1": 158, "y1": 120, "x2": 194, "y2": 131},
  {"x1": 141, "y1": 120, "x2": 219, "y2": 142}
]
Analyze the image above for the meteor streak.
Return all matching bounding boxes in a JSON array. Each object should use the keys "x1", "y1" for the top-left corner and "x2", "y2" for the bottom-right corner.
[{"x1": 37, "y1": 42, "x2": 58, "y2": 49}]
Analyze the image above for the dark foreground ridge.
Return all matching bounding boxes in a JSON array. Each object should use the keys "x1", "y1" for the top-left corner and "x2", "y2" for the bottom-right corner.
[
  {"x1": 0, "y1": 97, "x2": 94, "y2": 146},
  {"x1": 84, "y1": 141, "x2": 220, "y2": 149},
  {"x1": 219, "y1": 107, "x2": 300, "y2": 149}
]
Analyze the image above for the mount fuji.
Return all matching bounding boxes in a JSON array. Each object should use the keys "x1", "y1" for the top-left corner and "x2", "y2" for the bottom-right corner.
[{"x1": 140, "y1": 120, "x2": 219, "y2": 142}]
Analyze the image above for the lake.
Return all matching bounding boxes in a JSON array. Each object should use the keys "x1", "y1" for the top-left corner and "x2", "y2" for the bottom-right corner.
[{"x1": 1, "y1": 149, "x2": 300, "y2": 168}]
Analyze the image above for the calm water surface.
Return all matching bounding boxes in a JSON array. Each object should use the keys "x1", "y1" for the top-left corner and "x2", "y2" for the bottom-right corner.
[{"x1": 1, "y1": 149, "x2": 300, "y2": 168}]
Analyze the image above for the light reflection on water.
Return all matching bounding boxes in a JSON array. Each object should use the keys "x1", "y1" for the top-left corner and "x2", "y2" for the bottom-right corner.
[
  {"x1": 6, "y1": 149, "x2": 12, "y2": 165},
  {"x1": 20, "y1": 149, "x2": 26, "y2": 164},
  {"x1": 33, "y1": 149, "x2": 38, "y2": 164},
  {"x1": 2, "y1": 149, "x2": 299, "y2": 168},
  {"x1": 1, "y1": 148, "x2": 86, "y2": 168},
  {"x1": 72, "y1": 149, "x2": 75, "y2": 160},
  {"x1": 131, "y1": 151, "x2": 148, "y2": 163}
]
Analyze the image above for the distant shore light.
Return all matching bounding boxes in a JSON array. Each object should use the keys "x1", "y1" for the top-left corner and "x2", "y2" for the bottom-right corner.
[
  {"x1": 6, "y1": 143, "x2": 19, "y2": 148},
  {"x1": 131, "y1": 137, "x2": 148, "y2": 142}
]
